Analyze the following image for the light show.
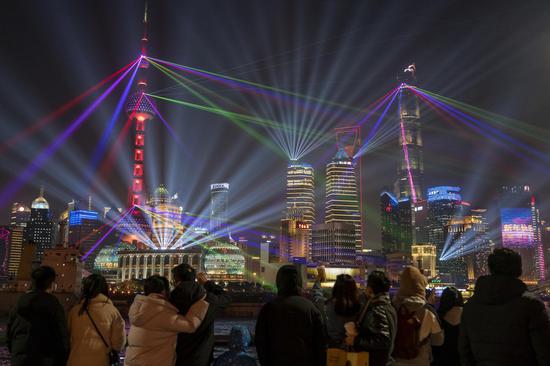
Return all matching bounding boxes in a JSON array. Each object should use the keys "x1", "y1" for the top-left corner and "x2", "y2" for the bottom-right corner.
[{"x1": 500, "y1": 208, "x2": 535, "y2": 248}]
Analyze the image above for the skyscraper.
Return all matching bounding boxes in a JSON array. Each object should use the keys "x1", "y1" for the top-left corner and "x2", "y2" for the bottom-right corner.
[
  {"x1": 427, "y1": 186, "x2": 470, "y2": 281},
  {"x1": 25, "y1": 190, "x2": 55, "y2": 262},
  {"x1": 279, "y1": 209, "x2": 310, "y2": 263},
  {"x1": 10, "y1": 203, "x2": 30, "y2": 228},
  {"x1": 0, "y1": 226, "x2": 10, "y2": 279},
  {"x1": 127, "y1": 3, "x2": 155, "y2": 207},
  {"x1": 286, "y1": 162, "x2": 315, "y2": 226},
  {"x1": 325, "y1": 147, "x2": 362, "y2": 250},
  {"x1": 312, "y1": 222, "x2": 356, "y2": 265},
  {"x1": 395, "y1": 64, "x2": 424, "y2": 202},
  {"x1": 380, "y1": 191, "x2": 400, "y2": 252},
  {"x1": 499, "y1": 185, "x2": 545, "y2": 283},
  {"x1": 210, "y1": 183, "x2": 229, "y2": 234},
  {"x1": 445, "y1": 208, "x2": 491, "y2": 283},
  {"x1": 68, "y1": 209, "x2": 102, "y2": 269}
]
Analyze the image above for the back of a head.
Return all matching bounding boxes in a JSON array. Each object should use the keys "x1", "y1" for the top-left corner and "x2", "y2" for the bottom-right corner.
[
  {"x1": 276, "y1": 265, "x2": 302, "y2": 296},
  {"x1": 367, "y1": 270, "x2": 391, "y2": 295},
  {"x1": 332, "y1": 274, "x2": 360, "y2": 316},
  {"x1": 79, "y1": 274, "x2": 108, "y2": 315},
  {"x1": 31, "y1": 265, "x2": 56, "y2": 291},
  {"x1": 144, "y1": 275, "x2": 169, "y2": 296},
  {"x1": 172, "y1": 263, "x2": 196, "y2": 283},
  {"x1": 438, "y1": 286, "x2": 463, "y2": 318},
  {"x1": 398, "y1": 266, "x2": 428, "y2": 298},
  {"x1": 488, "y1": 248, "x2": 522, "y2": 277},
  {"x1": 228, "y1": 325, "x2": 251, "y2": 352}
]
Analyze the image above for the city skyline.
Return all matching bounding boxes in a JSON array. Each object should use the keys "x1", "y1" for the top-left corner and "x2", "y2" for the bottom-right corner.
[{"x1": 0, "y1": 0, "x2": 549, "y2": 250}]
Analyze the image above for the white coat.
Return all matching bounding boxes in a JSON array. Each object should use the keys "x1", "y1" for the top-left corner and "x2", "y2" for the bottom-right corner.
[
  {"x1": 67, "y1": 293, "x2": 126, "y2": 366},
  {"x1": 124, "y1": 293, "x2": 209, "y2": 366}
]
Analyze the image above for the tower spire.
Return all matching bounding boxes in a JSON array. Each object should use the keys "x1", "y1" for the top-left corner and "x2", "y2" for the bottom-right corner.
[{"x1": 141, "y1": 1, "x2": 149, "y2": 57}]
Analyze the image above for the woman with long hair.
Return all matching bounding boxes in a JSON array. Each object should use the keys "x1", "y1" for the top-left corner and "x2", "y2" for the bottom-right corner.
[
  {"x1": 433, "y1": 287, "x2": 463, "y2": 366},
  {"x1": 312, "y1": 273, "x2": 361, "y2": 347},
  {"x1": 67, "y1": 274, "x2": 126, "y2": 366}
]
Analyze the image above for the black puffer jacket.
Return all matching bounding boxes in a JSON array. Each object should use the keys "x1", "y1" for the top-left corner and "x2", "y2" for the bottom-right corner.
[
  {"x1": 459, "y1": 275, "x2": 550, "y2": 366},
  {"x1": 171, "y1": 281, "x2": 231, "y2": 366},
  {"x1": 354, "y1": 292, "x2": 397, "y2": 366},
  {"x1": 7, "y1": 290, "x2": 69, "y2": 366},
  {"x1": 255, "y1": 265, "x2": 325, "y2": 366}
]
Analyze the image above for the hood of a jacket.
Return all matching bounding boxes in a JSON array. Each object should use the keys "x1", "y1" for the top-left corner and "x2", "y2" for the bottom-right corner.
[
  {"x1": 472, "y1": 275, "x2": 526, "y2": 305},
  {"x1": 393, "y1": 294, "x2": 426, "y2": 312},
  {"x1": 129, "y1": 294, "x2": 178, "y2": 327},
  {"x1": 276, "y1": 264, "x2": 302, "y2": 297},
  {"x1": 228, "y1": 326, "x2": 251, "y2": 352}
]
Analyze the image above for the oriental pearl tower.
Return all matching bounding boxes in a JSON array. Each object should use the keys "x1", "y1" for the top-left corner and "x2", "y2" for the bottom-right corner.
[{"x1": 126, "y1": 1, "x2": 156, "y2": 208}]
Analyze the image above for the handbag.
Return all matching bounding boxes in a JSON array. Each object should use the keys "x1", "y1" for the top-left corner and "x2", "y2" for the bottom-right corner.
[
  {"x1": 86, "y1": 308, "x2": 121, "y2": 366},
  {"x1": 327, "y1": 300, "x2": 371, "y2": 366}
]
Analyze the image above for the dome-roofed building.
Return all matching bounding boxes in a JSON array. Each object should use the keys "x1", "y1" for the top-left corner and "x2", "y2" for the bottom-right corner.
[
  {"x1": 31, "y1": 195, "x2": 50, "y2": 210},
  {"x1": 203, "y1": 240, "x2": 245, "y2": 282}
]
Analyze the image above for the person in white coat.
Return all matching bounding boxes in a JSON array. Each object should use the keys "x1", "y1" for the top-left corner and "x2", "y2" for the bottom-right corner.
[
  {"x1": 67, "y1": 274, "x2": 126, "y2": 366},
  {"x1": 124, "y1": 275, "x2": 209, "y2": 366}
]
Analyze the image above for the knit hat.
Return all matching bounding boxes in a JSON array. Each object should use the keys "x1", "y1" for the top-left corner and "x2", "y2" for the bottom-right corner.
[{"x1": 397, "y1": 266, "x2": 428, "y2": 298}]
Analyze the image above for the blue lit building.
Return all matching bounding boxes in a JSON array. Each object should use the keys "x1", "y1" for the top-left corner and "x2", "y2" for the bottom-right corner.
[{"x1": 69, "y1": 209, "x2": 102, "y2": 269}]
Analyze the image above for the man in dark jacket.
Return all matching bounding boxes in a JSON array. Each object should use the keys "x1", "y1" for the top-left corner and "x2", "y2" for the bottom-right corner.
[
  {"x1": 459, "y1": 248, "x2": 550, "y2": 366},
  {"x1": 170, "y1": 264, "x2": 232, "y2": 366},
  {"x1": 255, "y1": 264, "x2": 325, "y2": 366},
  {"x1": 7, "y1": 265, "x2": 69, "y2": 366},
  {"x1": 345, "y1": 270, "x2": 397, "y2": 366}
]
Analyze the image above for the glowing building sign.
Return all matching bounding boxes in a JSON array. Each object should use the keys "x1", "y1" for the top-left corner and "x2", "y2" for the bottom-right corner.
[
  {"x1": 500, "y1": 208, "x2": 534, "y2": 248},
  {"x1": 69, "y1": 210, "x2": 100, "y2": 226},
  {"x1": 427, "y1": 186, "x2": 462, "y2": 202}
]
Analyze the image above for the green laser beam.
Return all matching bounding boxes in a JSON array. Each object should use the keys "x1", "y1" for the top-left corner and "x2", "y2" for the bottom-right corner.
[{"x1": 146, "y1": 56, "x2": 366, "y2": 112}]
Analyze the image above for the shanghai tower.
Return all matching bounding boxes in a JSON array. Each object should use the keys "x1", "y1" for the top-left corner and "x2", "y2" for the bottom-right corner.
[{"x1": 395, "y1": 64, "x2": 424, "y2": 202}]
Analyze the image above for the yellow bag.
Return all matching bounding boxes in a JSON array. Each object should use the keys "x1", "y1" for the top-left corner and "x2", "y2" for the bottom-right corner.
[
  {"x1": 346, "y1": 351, "x2": 369, "y2": 366},
  {"x1": 327, "y1": 348, "x2": 369, "y2": 366},
  {"x1": 327, "y1": 348, "x2": 347, "y2": 366}
]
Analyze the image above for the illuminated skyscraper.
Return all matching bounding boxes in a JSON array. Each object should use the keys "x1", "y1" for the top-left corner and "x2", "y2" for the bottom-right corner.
[
  {"x1": 10, "y1": 203, "x2": 30, "y2": 228},
  {"x1": 445, "y1": 208, "x2": 491, "y2": 283},
  {"x1": 286, "y1": 163, "x2": 315, "y2": 227},
  {"x1": 8, "y1": 227, "x2": 24, "y2": 278},
  {"x1": 426, "y1": 186, "x2": 469, "y2": 283},
  {"x1": 68, "y1": 209, "x2": 102, "y2": 269},
  {"x1": 280, "y1": 207, "x2": 310, "y2": 262},
  {"x1": 0, "y1": 226, "x2": 10, "y2": 279},
  {"x1": 380, "y1": 191, "x2": 400, "y2": 252},
  {"x1": 126, "y1": 3, "x2": 155, "y2": 207},
  {"x1": 396, "y1": 64, "x2": 424, "y2": 202},
  {"x1": 25, "y1": 190, "x2": 55, "y2": 262},
  {"x1": 210, "y1": 183, "x2": 229, "y2": 234},
  {"x1": 499, "y1": 185, "x2": 545, "y2": 283},
  {"x1": 312, "y1": 222, "x2": 356, "y2": 265},
  {"x1": 325, "y1": 148, "x2": 362, "y2": 250}
]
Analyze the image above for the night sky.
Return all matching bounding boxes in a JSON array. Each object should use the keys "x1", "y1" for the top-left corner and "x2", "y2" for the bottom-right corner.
[{"x1": 1, "y1": 0, "x2": 549, "y2": 248}]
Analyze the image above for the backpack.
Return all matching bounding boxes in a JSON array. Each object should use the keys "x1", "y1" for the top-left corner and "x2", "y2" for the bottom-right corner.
[{"x1": 392, "y1": 305, "x2": 426, "y2": 360}]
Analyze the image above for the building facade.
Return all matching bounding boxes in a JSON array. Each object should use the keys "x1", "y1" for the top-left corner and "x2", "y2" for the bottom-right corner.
[
  {"x1": 395, "y1": 64, "x2": 424, "y2": 202},
  {"x1": 325, "y1": 148, "x2": 362, "y2": 250},
  {"x1": 118, "y1": 247, "x2": 202, "y2": 282},
  {"x1": 411, "y1": 244, "x2": 437, "y2": 278},
  {"x1": 68, "y1": 209, "x2": 102, "y2": 269},
  {"x1": 25, "y1": 192, "x2": 55, "y2": 262},
  {"x1": 286, "y1": 163, "x2": 315, "y2": 227},
  {"x1": 312, "y1": 222, "x2": 356, "y2": 265},
  {"x1": 210, "y1": 183, "x2": 229, "y2": 234}
]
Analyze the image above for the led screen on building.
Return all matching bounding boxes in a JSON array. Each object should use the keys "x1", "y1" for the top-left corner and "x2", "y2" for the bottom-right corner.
[{"x1": 500, "y1": 208, "x2": 534, "y2": 248}]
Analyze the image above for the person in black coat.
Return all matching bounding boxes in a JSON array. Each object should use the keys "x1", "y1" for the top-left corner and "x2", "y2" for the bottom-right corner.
[
  {"x1": 255, "y1": 264, "x2": 325, "y2": 366},
  {"x1": 7, "y1": 266, "x2": 69, "y2": 366},
  {"x1": 432, "y1": 287, "x2": 463, "y2": 366},
  {"x1": 170, "y1": 264, "x2": 232, "y2": 366},
  {"x1": 459, "y1": 248, "x2": 550, "y2": 366},
  {"x1": 345, "y1": 271, "x2": 397, "y2": 366}
]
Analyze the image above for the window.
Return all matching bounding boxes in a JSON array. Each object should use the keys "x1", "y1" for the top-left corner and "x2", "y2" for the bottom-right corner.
[
  {"x1": 135, "y1": 149, "x2": 144, "y2": 162},
  {"x1": 136, "y1": 120, "x2": 145, "y2": 131},
  {"x1": 135, "y1": 134, "x2": 144, "y2": 147},
  {"x1": 133, "y1": 164, "x2": 143, "y2": 177}
]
